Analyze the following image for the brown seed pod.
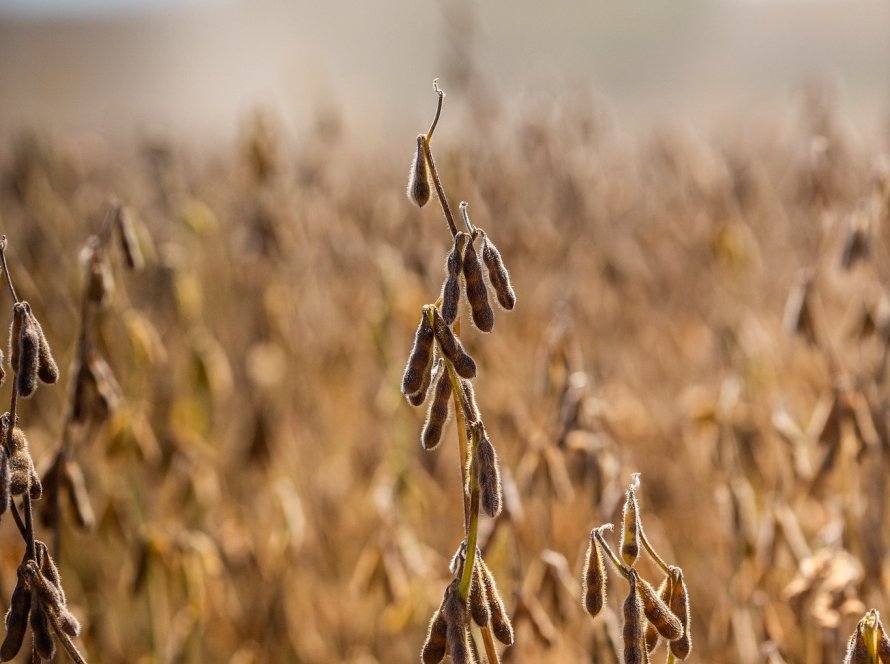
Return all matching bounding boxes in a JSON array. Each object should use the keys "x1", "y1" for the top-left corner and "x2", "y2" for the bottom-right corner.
[
  {"x1": 63, "y1": 460, "x2": 96, "y2": 531},
  {"x1": 582, "y1": 529, "x2": 607, "y2": 618},
  {"x1": 668, "y1": 567, "x2": 692, "y2": 660},
  {"x1": 402, "y1": 307, "x2": 435, "y2": 396},
  {"x1": 623, "y1": 571, "x2": 645, "y2": 664},
  {"x1": 30, "y1": 313, "x2": 58, "y2": 385},
  {"x1": 459, "y1": 379, "x2": 481, "y2": 423},
  {"x1": 117, "y1": 205, "x2": 145, "y2": 271},
  {"x1": 479, "y1": 557, "x2": 514, "y2": 646},
  {"x1": 35, "y1": 541, "x2": 66, "y2": 608},
  {"x1": 0, "y1": 566, "x2": 32, "y2": 661},
  {"x1": 644, "y1": 576, "x2": 672, "y2": 653},
  {"x1": 441, "y1": 233, "x2": 469, "y2": 325},
  {"x1": 30, "y1": 600, "x2": 55, "y2": 661},
  {"x1": 469, "y1": 558, "x2": 491, "y2": 627},
  {"x1": 620, "y1": 477, "x2": 641, "y2": 567},
  {"x1": 15, "y1": 303, "x2": 39, "y2": 398},
  {"x1": 421, "y1": 608, "x2": 448, "y2": 664},
  {"x1": 844, "y1": 625, "x2": 869, "y2": 664},
  {"x1": 431, "y1": 308, "x2": 476, "y2": 379},
  {"x1": 406, "y1": 345, "x2": 436, "y2": 407},
  {"x1": 22, "y1": 561, "x2": 63, "y2": 613},
  {"x1": 8, "y1": 302, "x2": 24, "y2": 376},
  {"x1": 638, "y1": 575, "x2": 682, "y2": 641},
  {"x1": 407, "y1": 134, "x2": 431, "y2": 208},
  {"x1": 7, "y1": 424, "x2": 36, "y2": 498},
  {"x1": 879, "y1": 619, "x2": 890, "y2": 663},
  {"x1": 82, "y1": 237, "x2": 115, "y2": 307},
  {"x1": 441, "y1": 581, "x2": 471, "y2": 664},
  {"x1": 475, "y1": 431, "x2": 502, "y2": 518},
  {"x1": 0, "y1": 347, "x2": 5, "y2": 386},
  {"x1": 0, "y1": 444, "x2": 8, "y2": 516},
  {"x1": 480, "y1": 230, "x2": 516, "y2": 311},
  {"x1": 421, "y1": 361, "x2": 452, "y2": 450},
  {"x1": 462, "y1": 234, "x2": 494, "y2": 333}
]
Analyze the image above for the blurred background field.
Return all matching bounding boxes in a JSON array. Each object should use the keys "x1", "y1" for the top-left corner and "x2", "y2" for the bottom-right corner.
[{"x1": 1, "y1": 1, "x2": 890, "y2": 663}]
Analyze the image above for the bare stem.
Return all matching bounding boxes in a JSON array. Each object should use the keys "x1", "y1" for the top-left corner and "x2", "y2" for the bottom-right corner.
[
  {"x1": 639, "y1": 525, "x2": 672, "y2": 577},
  {"x1": 426, "y1": 79, "x2": 445, "y2": 142},
  {"x1": 422, "y1": 139, "x2": 458, "y2": 238},
  {"x1": 0, "y1": 236, "x2": 20, "y2": 303},
  {"x1": 481, "y1": 625, "x2": 500, "y2": 663},
  {"x1": 594, "y1": 527, "x2": 630, "y2": 581},
  {"x1": 458, "y1": 202, "x2": 476, "y2": 236}
]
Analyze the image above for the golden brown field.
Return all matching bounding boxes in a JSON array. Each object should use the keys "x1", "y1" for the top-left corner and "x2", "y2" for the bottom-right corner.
[{"x1": 0, "y1": 82, "x2": 888, "y2": 663}]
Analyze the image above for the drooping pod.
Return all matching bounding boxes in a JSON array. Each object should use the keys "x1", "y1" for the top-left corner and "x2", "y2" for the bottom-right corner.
[
  {"x1": 668, "y1": 566, "x2": 692, "y2": 660},
  {"x1": 401, "y1": 306, "x2": 435, "y2": 397},
  {"x1": 13, "y1": 302, "x2": 40, "y2": 398},
  {"x1": 479, "y1": 556, "x2": 514, "y2": 646},
  {"x1": 879, "y1": 615, "x2": 890, "y2": 663},
  {"x1": 462, "y1": 231, "x2": 494, "y2": 333},
  {"x1": 441, "y1": 232, "x2": 469, "y2": 325},
  {"x1": 63, "y1": 459, "x2": 96, "y2": 530},
  {"x1": 844, "y1": 624, "x2": 870, "y2": 664},
  {"x1": 620, "y1": 475, "x2": 641, "y2": 566},
  {"x1": 31, "y1": 311, "x2": 59, "y2": 385},
  {"x1": 442, "y1": 581, "x2": 471, "y2": 664},
  {"x1": 582, "y1": 528, "x2": 607, "y2": 618},
  {"x1": 117, "y1": 205, "x2": 145, "y2": 271},
  {"x1": 475, "y1": 430, "x2": 502, "y2": 518},
  {"x1": 459, "y1": 378, "x2": 481, "y2": 423},
  {"x1": 638, "y1": 575, "x2": 682, "y2": 641},
  {"x1": 468, "y1": 558, "x2": 491, "y2": 627},
  {"x1": 421, "y1": 595, "x2": 449, "y2": 664},
  {"x1": 29, "y1": 599, "x2": 55, "y2": 661},
  {"x1": 644, "y1": 576, "x2": 672, "y2": 652},
  {"x1": 4, "y1": 419, "x2": 39, "y2": 499},
  {"x1": 407, "y1": 134, "x2": 432, "y2": 208},
  {"x1": 480, "y1": 229, "x2": 516, "y2": 310},
  {"x1": 431, "y1": 308, "x2": 476, "y2": 379},
  {"x1": 421, "y1": 361, "x2": 452, "y2": 450},
  {"x1": 623, "y1": 570, "x2": 645, "y2": 664},
  {"x1": 0, "y1": 564, "x2": 31, "y2": 661},
  {"x1": 406, "y1": 344, "x2": 436, "y2": 407}
]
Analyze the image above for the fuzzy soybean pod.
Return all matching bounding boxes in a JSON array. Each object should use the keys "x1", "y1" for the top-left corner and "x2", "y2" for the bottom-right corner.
[
  {"x1": 431, "y1": 308, "x2": 476, "y2": 379},
  {"x1": 421, "y1": 361, "x2": 452, "y2": 450},
  {"x1": 0, "y1": 566, "x2": 31, "y2": 661},
  {"x1": 30, "y1": 313, "x2": 59, "y2": 385},
  {"x1": 441, "y1": 232, "x2": 469, "y2": 325},
  {"x1": 668, "y1": 567, "x2": 692, "y2": 660},
  {"x1": 462, "y1": 234, "x2": 494, "y2": 333},
  {"x1": 29, "y1": 600, "x2": 55, "y2": 661},
  {"x1": 644, "y1": 576, "x2": 672, "y2": 652},
  {"x1": 623, "y1": 571, "x2": 645, "y2": 664},
  {"x1": 407, "y1": 134, "x2": 431, "y2": 208},
  {"x1": 406, "y1": 346, "x2": 435, "y2": 407},
  {"x1": 480, "y1": 230, "x2": 516, "y2": 311},
  {"x1": 421, "y1": 607, "x2": 448, "y2": 664},
  {"x1": 620, "y1": 483, "x2": 641, "y2": 567},
  {"x1": 879, "y1": 619, "x2": 890, "y2": 663},
  {"x1": 14, "y1": 303, "x2": 40, "y2": 398},
  {"x1": 844, "y1": 624, "x2": 870, "y2": 664},
  {"x1": 582, "y1": 529, "x2": 606, "y2": 618},
  {"x1": 401, "y1": 306, "x2": 435, "y2": 397},
  {"x1": 479, "y1": 557, "x2": 514, "y2": 646},
  {"x1": 7, "y1": 425, "x2": 38, "y2": 499},
  {"x1": 475, "y1": 431, "x2": 503, "y2": 518},
  {"x1": 638, "y1": 575, "x2": 682, "y2": 641},
  {"x1": 469, "y1": 558, "x2": 491, "y2": 627},
  {"x1": 442, "y1": 581, "x2": 471, "y2": 664}
]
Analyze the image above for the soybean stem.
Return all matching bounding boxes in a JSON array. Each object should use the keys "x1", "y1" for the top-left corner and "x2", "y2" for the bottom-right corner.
[{"x1": 640, "y1": 526, "x2": 672, "y2": 577}]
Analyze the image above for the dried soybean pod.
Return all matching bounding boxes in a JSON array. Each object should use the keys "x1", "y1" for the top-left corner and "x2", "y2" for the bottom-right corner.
[
  {"x1": 31, "y1": 313, "x2": 59, "y2": 385},
  {"x1": 402, "y1": 306, "x2": 435, "y2": 396},
  {"x1": 0, "y1": 444, "x2": 8, "y2": 516},
  {"x1": 668, "y1": 567, "x2": 692, "y2": 660},
  {"x1": 15, "y1": 303, "x2": 39, "y2": 398},
  {"x1": 0, "y1": 347, "x2": 4, "y2": 386},
  {"x1": 462, "y1": 233, "x2": 494, "y2": 332},
  {"x1": 7, "y1": 425, "x2": 36, "y2": 497},
  {"x1": 638, "y1": 575, "x2": 682, "y2": 641},
  {"x1": 407, "y1": 134, "x2": 431, "y2": 208},
  {"x1": 421, "y1": 361, "x2": 452, "y2": 450},
  {"x1": 620, "y1": 477, "x2": 641, "y2": 566},
  {"x1": 878, "y1": 617, "x2": 890, "y2": 663},
  {"x1": 407, "y1": 346, "x2": 436, "y2": 407},
  {"x1": 29, "y1": 601, "x2": 54, "y2": 661},
  {"x1": 583, "y1": 529, "x2": 606, "y2": 618},
  {"x1": 480, "y1": 230, "x2": 516, "y2": 310},
  {"x1": 442, "y1": 581, "x2": 470, "y2": 664},
  {"x1": 35, "y1": 542, "x2": 66, "y2": 607},
  {"x1": 844, "y1": 623, "x2": 869, "y2": 664},
  {"x1": 460, "y1": 379, "x2": 481, "y2": 423},
  {"x1": 623, "y1": 571, "x2": 644, "y2": 664},
  {"x1": 421, "y1": 608, "x2": 448, "y2": 664},
  {"x1": 644, "y1": 576, "x2": 672, "y2": 653},
  {"x1": 469, "y1": 559, "x2": 491, "y2": 627},
  {"x1": 441, "y1": 232, "x2": 469, "y2": 325},
  {"x1": 475, "y1": 431, "x2": 502, "y2": 518},
  {"x1": 8, "y1": 302, "x2": 24, "y2": 376},
  {"x1": 118, "y1": 206, "x2": 145, "y2": 271},
  {"x1": 431, "y1": 308, "x2": 476, "y2": 379},
  {"x1": 0, "y1": 567, "x2": 31, "y2": 661},
  {"x1": 480, "y1": 557, "x2": 514, "y2": 646}
]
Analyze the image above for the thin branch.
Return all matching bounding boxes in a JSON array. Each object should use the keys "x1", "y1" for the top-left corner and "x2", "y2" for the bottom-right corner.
[
  {"x1": 0, "y1": 236, "x2": 20, "y2": 303},
  {"x1": 426, "y1": 79, "x2": 445, "y2": 142}
]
